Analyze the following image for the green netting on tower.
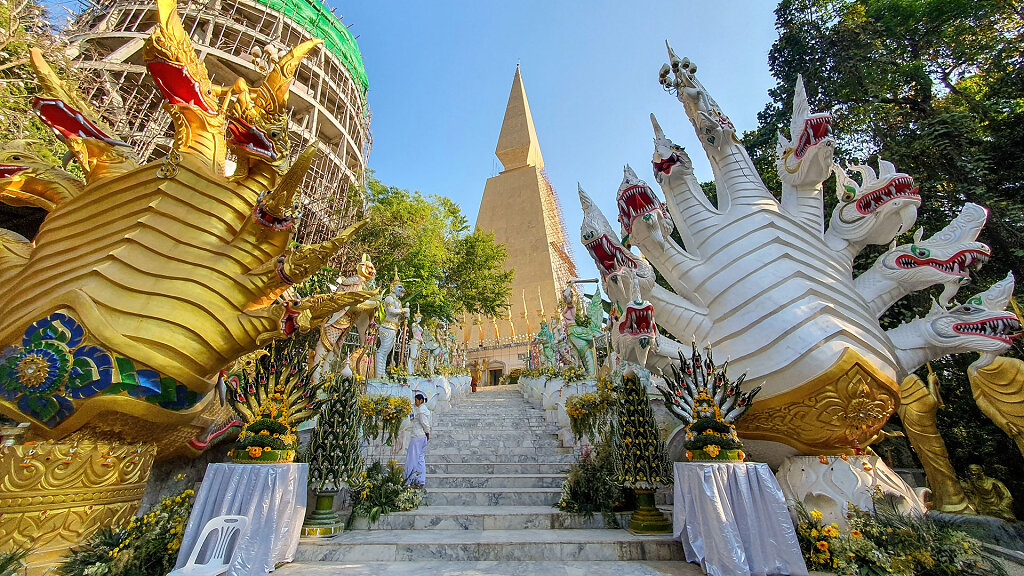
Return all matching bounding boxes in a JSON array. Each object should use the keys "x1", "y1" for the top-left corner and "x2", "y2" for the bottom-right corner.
[{"x1": 254, "y1": 0, "x2": 368, "y2": 98}]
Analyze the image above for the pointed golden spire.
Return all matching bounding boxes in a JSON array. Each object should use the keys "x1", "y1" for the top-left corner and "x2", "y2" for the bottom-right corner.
[{"x1": 495, "y1": 64, "x2": 544, "y2": 171}]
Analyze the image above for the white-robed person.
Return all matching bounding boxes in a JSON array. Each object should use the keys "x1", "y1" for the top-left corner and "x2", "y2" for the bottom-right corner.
[{"x1": 404, "y1": 391, "x2": 431, "y2": 488}]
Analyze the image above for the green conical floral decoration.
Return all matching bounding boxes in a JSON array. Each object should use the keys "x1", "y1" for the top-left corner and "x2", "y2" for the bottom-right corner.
[
  {"x1": 611, "y1": 369, "x2": 671, "y2": 490},
  {"x1": 309, "y1": 363, "x2": 364, "y2": 494},
  {"x1": 303, "y1": 359, "x2": 364, "y2": 536}
]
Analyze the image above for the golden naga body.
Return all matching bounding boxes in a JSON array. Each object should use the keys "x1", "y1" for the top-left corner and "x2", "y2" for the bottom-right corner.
[
  {"x1": 0, "y1": 0, "x2": 371, "y2": 443},
  {"x1": 897, "y1": 371, "x2": 972, "y2": 513},
  {"x1": 0, "y1": 141, "x2": 82, "y2": 212},
  {"x1": 969, "y1": 356, "x2": 1024, "y2": 459}
]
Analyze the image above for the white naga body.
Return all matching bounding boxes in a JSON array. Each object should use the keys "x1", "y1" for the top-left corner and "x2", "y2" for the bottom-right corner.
[{"x1": 578, "y1": 47, "x2": 1021, "y2": 467}]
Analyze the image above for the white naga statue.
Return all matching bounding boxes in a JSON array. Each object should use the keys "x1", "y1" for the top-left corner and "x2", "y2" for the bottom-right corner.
[
  {"x1": 407, "y1": 309, "x2": 424, "y2": 374},
  {"x1": 578, "y1": 45, "x2": 1022, "y2": 513},
  {"x1": 375, "y1": 271, "x2": 409, "y2": 379}
]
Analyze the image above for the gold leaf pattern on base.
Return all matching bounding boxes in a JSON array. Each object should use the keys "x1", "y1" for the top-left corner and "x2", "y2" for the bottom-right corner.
[
  {"x1": 0, "y1": 441, "x2": 156, "y2": 575},
  {"x1": 737, "y1": 349, "x2": 899, "y2": 453}
]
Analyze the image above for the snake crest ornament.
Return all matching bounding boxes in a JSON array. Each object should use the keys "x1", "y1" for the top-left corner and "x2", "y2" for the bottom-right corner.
[
  {"x1": 579, "y1": 45, "x2": 1020, "y2": 467},
  {"x1": 0, "y1": 0, "x2": 371, "y2": 443},
  {"x1": 227, "y1": 39, "x2": 322, "y2": 189}
]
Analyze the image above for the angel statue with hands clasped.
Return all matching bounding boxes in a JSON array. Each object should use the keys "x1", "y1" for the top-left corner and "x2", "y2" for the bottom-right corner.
[{"x1": 375, "y1": 270, "x2": 410, "y2": 379}]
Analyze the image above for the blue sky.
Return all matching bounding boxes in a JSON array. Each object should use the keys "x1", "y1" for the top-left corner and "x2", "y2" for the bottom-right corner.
[
  {"x1": 42, "y1": 0, "x2": 783, "y2": 280},
  {"x1": 332, "y1": 2, "x2": 782, "y2": 279},
  {"x1": 335, "y1": 2, "x2": 779, "y2": 280}
]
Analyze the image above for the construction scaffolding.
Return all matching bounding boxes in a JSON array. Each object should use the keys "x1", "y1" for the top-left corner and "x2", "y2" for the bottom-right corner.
[
  {"x1": 539, "y1": 168, "x2": 578, "y2": 295},
  {"x1": 66, "y1": 0, "x2": 370, "y2": 249}
]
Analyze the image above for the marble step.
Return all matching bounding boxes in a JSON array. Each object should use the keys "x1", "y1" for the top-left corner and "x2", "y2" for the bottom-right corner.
[
  {"x1": 424, "y1": 487, "x2": 562, "y2": 507},
  {"x1": 449, "y1": 402, "x2": 534, "y2": 405},
  {"x1": 431, "y1": 427, "x2": 560, "y2": 436},
  {"x1": 445, "y1": 403, "x2": 535, "y2": 407},
  {"x1": 427, "y1": 453, "x2": 575, "y2": 464},
  {"x1": 429, "y1": 438, "x2": 562, "y2": 449},
  {"x1": 427, "y1": 462, "x2": 571, "y2": 475},
  {"x1": 346, "y1": 506, "x2": 611, "y2": 531},
  {"x1": 275, "y1": 560, "x2": 701, "y2": 576},
  {"x1": 441, "y1": 414, "x2": 543, "y2": 420},
  {"x1": 293, "y1": 529, "x2": 685, "y2": 562},
  {"x1": 439, "y1": 410, "x2": 543, "y2": 415},
  {"x1": 426, "y1": 446, "x2": 572, "y2": 457},
  {"x1": 430, "y1": 430, "x2": 559, "y2": 438},
  {"x1": 431, "y1": 473, "x2": 565, "y2": 489},
  {"x1": 432, "y1": 430, "x2": 561, "y2": 438},
  {"x1": 430, "y1": 426, "x2": 557, "y2": 434},
  {"x1": 431, "y1": 429, "x2": 561, "y2": 437},
  {"x1": 432, "y1": 421, "x2": 555, "y2": 430}
]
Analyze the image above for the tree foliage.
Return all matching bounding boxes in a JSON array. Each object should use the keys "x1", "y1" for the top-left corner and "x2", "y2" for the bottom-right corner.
[
  {"x1": 0, "y1": 0, "x2": 79, "y2": 238},
  {"x1": 0, "y1": 0, "x2": 75, "y2": 158},
  {"x1": 346, "y1": 175, "x2": 513, "y2": 322},
  {"x1": 745, "y1": 0, "x2": 1024, "y2": 513}
]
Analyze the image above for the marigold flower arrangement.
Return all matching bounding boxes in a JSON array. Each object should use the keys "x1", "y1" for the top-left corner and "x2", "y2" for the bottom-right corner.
[
  {"x1": 359, "y1": 394, "x2": 412, "y2": 445},
  {"x1": 561, "y1": 365, "x2": 588, "y2": 384},
  {"x1": 385, "y1": 364, "x2": 410, "y2": 386},
  {"x1": 57, "y1": 481, "x2": 196, "y2": 576},
  {"x1": 349, "y1": 460, "x2": 423, "y2": 523},
  {"x1": 224, "y1": 339, "x2": 325, "y2": 464},
  {"x1": 565, "y1": 385, "x2": 615, "y2": 442},
  {"x1": 791, "y1": 495, "x2": 1006, "y2": 575},
  {"x1": 232, "y1": 417, "x2": 297, "y2": 463}
]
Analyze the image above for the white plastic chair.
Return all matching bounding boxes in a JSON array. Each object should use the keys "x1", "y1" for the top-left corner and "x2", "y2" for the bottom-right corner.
[{"x1": 168, "y1": 514, "x2": 249, "y2": 576}]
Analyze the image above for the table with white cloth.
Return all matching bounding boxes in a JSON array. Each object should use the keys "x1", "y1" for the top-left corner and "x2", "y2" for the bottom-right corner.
[
  {"x1": 673, "y1": 461, "x2": 808, "y2": 576},
  {"x1": 174, "y1": 463, "x2": 308, "y2": 576}
]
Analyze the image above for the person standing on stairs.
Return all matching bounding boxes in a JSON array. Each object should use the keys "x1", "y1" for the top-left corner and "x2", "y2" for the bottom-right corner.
[{"x1": 404, "y1": 392, "x2": 431, "y2": 488}]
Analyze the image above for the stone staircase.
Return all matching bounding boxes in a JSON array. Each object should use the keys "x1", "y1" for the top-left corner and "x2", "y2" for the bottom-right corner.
[{"x1": 286, "y1": 385, "x2": 685, "y2": 574}]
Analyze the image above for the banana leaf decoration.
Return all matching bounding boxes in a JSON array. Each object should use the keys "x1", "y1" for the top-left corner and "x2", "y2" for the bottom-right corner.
[{"x1": 225, "y1": 339, "x2": 326, "y2": 428}]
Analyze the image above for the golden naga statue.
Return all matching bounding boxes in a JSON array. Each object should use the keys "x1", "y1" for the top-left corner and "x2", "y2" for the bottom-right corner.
[
  {"x1": 0, "y1": 0, "x2": 373, "y2": 444},
  {"x1": 969, "y1": 355, "x2": 1024, "y2": 459},
  {"x1": 960, "y1": 464, "x2": 1016, "y2": 521}
]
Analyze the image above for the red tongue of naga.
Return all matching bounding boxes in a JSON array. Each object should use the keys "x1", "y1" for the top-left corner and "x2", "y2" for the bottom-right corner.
[
  {"x1": 588, "y1": 241, "x2": 615, "y2": 271},
  {"x1": 653, "y1": 156, "x2": 677, "y2": 175},
  {"x1": 625, "y1": 189, "x2": 653, "y2": 213},
  {"x1": 0, "y1": 165, "x2": 27, "y2": 178},
  {"x1": 147, "y1": 61, "x2": 217, "y2": 114},
  {"x1": 227, "y1": 120, "x2": 275, "y2": 158},
  {"x1": 32, "y1": 98, "x2": 122, "y2": 145},
  {"x1": 810, "y1": 118, "x2": 831, "y2": 140}
]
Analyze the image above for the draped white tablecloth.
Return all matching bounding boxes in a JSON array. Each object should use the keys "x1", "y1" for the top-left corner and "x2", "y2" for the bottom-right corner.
[
  {"x1": 673, "y1": 462, "x2": 808, "y2": 576},
  {"x1": 175, "y1": 463, "x2": 308, "y2": 576}
]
